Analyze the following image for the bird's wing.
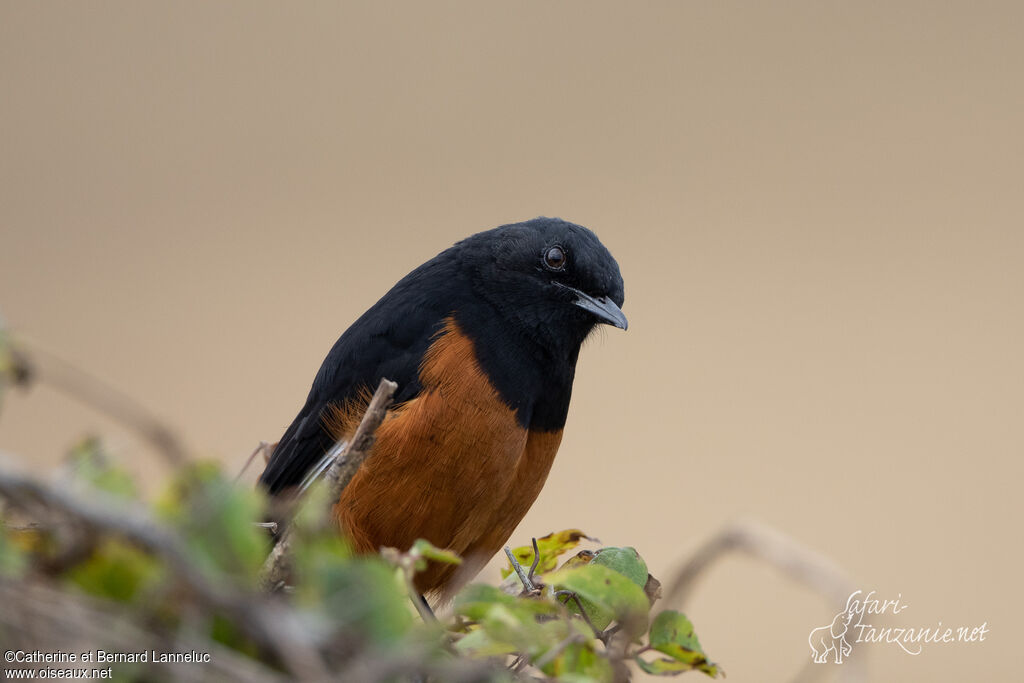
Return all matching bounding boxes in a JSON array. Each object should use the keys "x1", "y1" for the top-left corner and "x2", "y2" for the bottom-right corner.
[{"x1": 258, "y1": 256, "x2": 461, "y2": 495}]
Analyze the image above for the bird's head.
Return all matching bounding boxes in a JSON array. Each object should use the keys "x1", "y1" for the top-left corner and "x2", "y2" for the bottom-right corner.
[{"x1": 461, "y1": 217, "x2": 626, "y2": 355}]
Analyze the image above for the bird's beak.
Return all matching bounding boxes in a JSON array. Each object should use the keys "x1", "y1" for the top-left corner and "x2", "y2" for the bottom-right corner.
[{"x1": 565, "y1": 286, "x2": 628, "y2": 330}]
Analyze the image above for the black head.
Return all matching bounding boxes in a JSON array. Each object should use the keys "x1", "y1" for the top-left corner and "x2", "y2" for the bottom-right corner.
[{"x1": 458, "y1": 217, "x2": 626, "y2": 358}]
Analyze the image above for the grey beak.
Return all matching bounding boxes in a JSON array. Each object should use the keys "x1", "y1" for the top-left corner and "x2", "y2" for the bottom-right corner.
[{"x1": 566, "y1": 287, "x2": 628, "y2": 330}]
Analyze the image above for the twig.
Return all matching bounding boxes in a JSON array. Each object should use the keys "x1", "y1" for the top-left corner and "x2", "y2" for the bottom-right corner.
[
  {"x1": 412, "y1": 591, "x2": 436, "y2": 623},
  {"x1": 504, "y1": 545, "x2": 535, "y2": 593},
  {"x1": 663, "y1": 518, "x2": 856, "y2": 609},
  {"x1": 10, "y1": 340, "x2": 187, "y2": 467},
  {"x1": 527, "y1": 537, "x2": 541, "y2": 583},
  {"x1": 554, "y1": 590, "x2": 601, "y2": 639},
  {"x1": 236, "y1": 441, "x2": 273, "y2": 483},
  {"x1": 663, "y1": 518, "x2": 866, "y2": 683},
  {"x1": 259, "y1": 378, "x2": 397, "y2": 592},
  {"x1": 321, "y1": 378, "x2": 398, "y2": 494},
  {"x1": 533, "y1": 633, "x2": 585, "y2": 670},
  {"x1": 0, "y1": 453, "x2": 324, "y2": 679}
]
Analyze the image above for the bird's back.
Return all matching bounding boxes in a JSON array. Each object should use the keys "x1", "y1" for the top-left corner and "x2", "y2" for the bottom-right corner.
[{"x1": 258, "y1": 249, "x2": 466, "y2": 495}]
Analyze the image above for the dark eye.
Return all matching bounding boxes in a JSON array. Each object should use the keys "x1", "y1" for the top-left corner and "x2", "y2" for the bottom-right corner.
[{"x1": 543, "y1": 245, "x2": 567, "y2": 271}]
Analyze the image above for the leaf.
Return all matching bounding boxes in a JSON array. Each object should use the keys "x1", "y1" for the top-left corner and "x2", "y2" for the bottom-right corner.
[
  {"x1": 154, "y1": 461, "x2": 223, "y2": 518},
  {"x1": 643, "y1": 573, "x2": 663, "y2": 606},
  {"x1": 156, "y1": 463, "x2": 270, "y2": 584},
  {"x1": 591, "y1": 547, "x2": 648, "y2": 589},
  {"x1": 544, "y1": 641, "x2": 613, "y2": 682},
  {"x1": 557, "y1": 675, "x2": 611, "y2": 683},
  {"x1": 536, "y1": 620, "x2": 613, "y2": 681},
  {"x1": 479, "y1": 603, "x2": 555, "y2": 655},
  {"x1": 0, "y1": 527, "x2": 27, "y2": 578},
  {"x1": 557, "y1": 549, "x2": 597, "y2": 571},
  {"x1": 64, "y1": 437, "x2": 138, "y2": 499},
  {"x1": 455, "y1": 583, "x2": 519, "y2": 620},
  {"x1": 501, "y1": 529, "x2": 593, "y2": 579},
  {"x1": 454, "y1": 583, "x2": 558, "y2": 622},
  {"x1": 547, "y1": 563, "x2": 650, "y2": 633},
  {"x1": 649, "y1": 609, "x2": 703, "y2": 655},
  {"x1": 64, "y1": 539, "x2": 164, "y2": 603},
  {"x1": 637, "y1": 610, "x2": 721, "y2": 677},
  {"x1": 295, "y1": 554, "x2": 413, "y2": 644},
  {"x1": 4, "y1": 524, "x2": 46, "y2": 555},
  {"x1": 453, "y1": 625, "x2": 520, "y2": 657},
  {"x1": 410, "y1": 538, "x2": 462, "y2": 565},
  {"x1": 454, "y1": 583, "x2": 565, "y2": 661},
  {"x1": 635, "y1": 656, "x2": 722, "y2": 677}
]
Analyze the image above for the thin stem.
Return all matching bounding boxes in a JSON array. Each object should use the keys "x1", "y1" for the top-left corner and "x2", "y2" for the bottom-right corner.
[
  {"x1": 504, "y1": 545, "x2": 535, "y2": 592},
  {"x1": 527, "y1": 537, "x2": 541, "y2": 583}
]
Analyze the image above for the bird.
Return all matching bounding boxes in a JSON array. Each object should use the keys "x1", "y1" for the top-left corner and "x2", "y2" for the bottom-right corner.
[{"x1": 258, "y1": 217, "x2": 626, "y2": 598}]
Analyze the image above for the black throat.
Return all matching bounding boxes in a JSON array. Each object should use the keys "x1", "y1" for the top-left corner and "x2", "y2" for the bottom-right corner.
[{"x1": 454, "y1": 301, "x2": 587, "y2": 432}]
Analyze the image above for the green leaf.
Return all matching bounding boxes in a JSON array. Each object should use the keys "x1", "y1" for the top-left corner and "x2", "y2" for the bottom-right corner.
[
  {"x1": 454, "y1": 583, "x2": 558, "y2": 622},
  {"x1": 410, "y1": 538, "x2": 462, "y2": 565},
  {"x1": 156, "y1": 463, "x2": 270, "y2": 585},
  {"x1": 454, "y1": 584, "x2": 566, "y2": 661},
  {"x1": 64, "y1": 437, "x2": 138, "y2": 499},
  {"x1": 638, "y1": 610, "x2": 721, "y2": 677},
  {"x1": 64, "y1": 539, "x2": 164, "y2": 603},
  {"x1": 454, "y1": 625, "x2": 520, "y2": 657},
  {"x1": 547, "y1": 563, "x2": 650, "y2": 633},
  {"x1": 636, "y1": 656, "x2": 722, "y2": 677},
  {"x1": 591, "y1": 547, "x2": 648, "y2": 589},
  {"x1": 544, "y1": 642, "x2": 613, "y2": 682},
  {"x1": 0, "y1": 527, "x2": 27, "y2": 578},
  {"x1": 154, "y1": 461, "x2": 223, "y2": 518},
  {"x1": 294, "y1": 554, "x2": 413, "y2": 644},
  {"x1": 558, "y1": 675, "x2": 611, "y2": 683},
  {"x1": 557, "y1": 549, "x2": 597, "y2": 570},
  {"x1": 536, "y1": 620, "x2": 613, "y2": 681},
  {"x1": 501, "y1": 529, "x2": 593, "y2": 579},
  {"x1": 454, "y1": 583, "x2": 519, "y2": 620},
  {"x1": 209, "y1": 613, "x2": 261, "y2": 656},
  {"x1": 479, "y1": 602, "x2": 554, "y2": 655}
]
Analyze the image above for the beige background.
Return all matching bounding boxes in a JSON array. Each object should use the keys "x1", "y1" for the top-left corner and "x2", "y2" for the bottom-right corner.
[{"x1": 1, "y1": 2, "x2": 1020, "y2": 680}]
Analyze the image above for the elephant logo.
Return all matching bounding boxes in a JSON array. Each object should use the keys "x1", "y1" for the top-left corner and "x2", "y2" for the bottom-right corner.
[{"x1": 808, "y1": 592, "x2": 860, "y2": 664}]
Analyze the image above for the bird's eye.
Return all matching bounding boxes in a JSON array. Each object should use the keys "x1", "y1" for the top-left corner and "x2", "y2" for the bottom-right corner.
[{"x1": 543, "y1": 245, "x2": 567, "y2": 271}]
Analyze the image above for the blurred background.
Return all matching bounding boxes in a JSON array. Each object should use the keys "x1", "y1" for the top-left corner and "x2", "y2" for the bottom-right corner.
[{"x1": 1, "y1": 2, "x2": 1020, "y2": 680}]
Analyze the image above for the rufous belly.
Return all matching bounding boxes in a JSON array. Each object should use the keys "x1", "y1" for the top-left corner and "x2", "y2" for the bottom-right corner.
[{"x1": 328, "y1": 318, "x2": 562, "y2": 595}]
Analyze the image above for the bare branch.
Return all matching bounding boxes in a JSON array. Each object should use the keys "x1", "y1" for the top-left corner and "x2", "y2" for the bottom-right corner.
[
  {"x1": 663, "y1": 518, "x2": 856, "y2": 609},
  {"x1": 663, "y1": 519, "x2": 866, "y2": 683},
  {"x1": 554, "y1": 590, "x2": 601, "y2": 639},
  {"x1": 323, "y1": 378, "x2": 398, "y2": 495},
  {"x1": 259, "y1": 378, "x2": 397, "y2": 592},
  {"x1": 533, "y1": 633, "x2": 586, "y2": 670},
  {"x1": 11, "y1": 340, "x2": 187, "y2": 467},
  {"x1": 235, "y1": 441, "x2": 273, "y2": 483},
  {"x1": 528, "y1": 537, "x2": 541, "y2": 583},
  {"x1": 504, "y1": 545, "x2": 536, "y2": 593}
]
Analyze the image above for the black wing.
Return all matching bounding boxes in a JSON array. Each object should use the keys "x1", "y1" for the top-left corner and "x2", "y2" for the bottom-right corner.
[{"x1": 258, "y1": 252, "x2": 464, "y2": 495}]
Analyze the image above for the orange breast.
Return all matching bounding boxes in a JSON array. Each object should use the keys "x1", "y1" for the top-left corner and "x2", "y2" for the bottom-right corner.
[{"x1": 328, "y1": 317, "x2": 562, "y2": 595}]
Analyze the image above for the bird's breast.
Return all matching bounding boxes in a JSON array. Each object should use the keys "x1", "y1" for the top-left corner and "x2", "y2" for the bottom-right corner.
[{"x1": 328, "y1": 317, "x2": 562, "y2": 594}]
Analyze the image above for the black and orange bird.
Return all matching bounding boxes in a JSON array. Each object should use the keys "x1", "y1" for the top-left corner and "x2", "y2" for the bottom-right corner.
[{"x1": 258, "y1": 217, "x2": 626, "y2": 597}]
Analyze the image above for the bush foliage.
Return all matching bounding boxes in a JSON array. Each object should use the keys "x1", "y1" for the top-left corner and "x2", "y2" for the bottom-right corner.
[{"x1": 0, "y1": 441, "x2": 719, "y2": 682}]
